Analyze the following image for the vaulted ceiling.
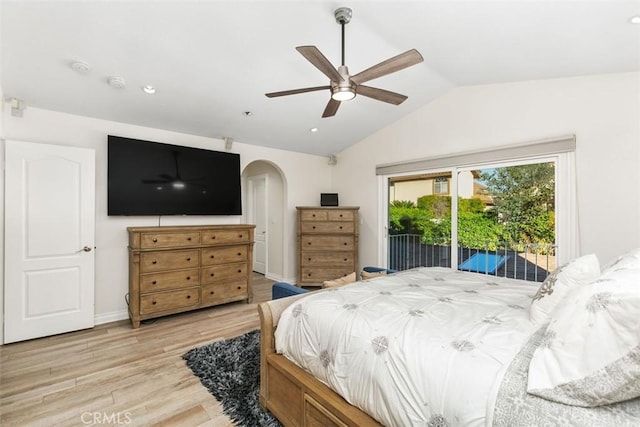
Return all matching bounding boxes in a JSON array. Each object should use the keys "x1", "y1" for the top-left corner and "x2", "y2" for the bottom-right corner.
[{"x1": 2, "y1": 1, "x2": 639, "y2": 156}]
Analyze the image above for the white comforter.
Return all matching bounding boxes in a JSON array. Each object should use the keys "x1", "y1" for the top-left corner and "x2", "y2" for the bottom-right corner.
[{"x1": 275, "y1": 267, "x2": 540, "y2": 426}]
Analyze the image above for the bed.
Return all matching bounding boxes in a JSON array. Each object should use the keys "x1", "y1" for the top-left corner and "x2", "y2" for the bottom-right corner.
[{"x1": 258, "y1": 259, "x2": 640, "y2": 426}]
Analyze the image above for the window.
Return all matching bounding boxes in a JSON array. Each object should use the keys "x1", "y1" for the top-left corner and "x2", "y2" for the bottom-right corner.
[{"x1": 433, "y1": 177, "x2": 449, "y2": 194}]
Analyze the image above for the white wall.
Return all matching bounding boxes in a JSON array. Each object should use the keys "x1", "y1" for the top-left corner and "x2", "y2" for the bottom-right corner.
[
  {"x1": 334, "y1": 72, "x2": 640, "y2": 268},
  {"x1": 2, "y1": 107, "x2": 331, "y2": 328}
]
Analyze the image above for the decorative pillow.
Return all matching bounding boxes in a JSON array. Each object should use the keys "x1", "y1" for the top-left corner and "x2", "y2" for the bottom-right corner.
[
  {"x1": 361, "y1": 269, "x2": 387, "y2": 280},
  {"x1": 601, "y1": 248, "x2": 640, "y2": 273},
  {"x1": 529, "y1": 254, "x2": 600, "y2": 326},
  {"x1": 527, "y1": 267, "x2": 640, "y2": 407},
  {"x1": 322, "y1": 272, "x2": 356, "y2": 288}
]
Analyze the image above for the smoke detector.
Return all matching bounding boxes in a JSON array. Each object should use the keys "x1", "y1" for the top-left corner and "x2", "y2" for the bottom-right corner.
[
  {"x1": 108, "y1": 76, "x2": 126, "y2": 89},
  {"x1": 70, "y1": 60, "x2": 91, "y2": 74}
]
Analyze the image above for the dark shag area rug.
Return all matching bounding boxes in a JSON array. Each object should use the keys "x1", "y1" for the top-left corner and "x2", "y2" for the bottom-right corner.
[{"x1": 182, "y1": 329, "x2": 282, "y2": 427}]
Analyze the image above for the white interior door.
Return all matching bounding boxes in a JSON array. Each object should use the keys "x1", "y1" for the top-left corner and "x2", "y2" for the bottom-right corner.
[
  {"x1": 248, "y1": 174, "x2": 267, "y2": 274},
  {"x1": 4, "y1": 140, "x2": 95, "y2": 343}
]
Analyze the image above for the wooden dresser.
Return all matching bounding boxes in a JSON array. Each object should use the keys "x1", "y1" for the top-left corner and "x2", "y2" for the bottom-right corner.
[
  {"x1": 127, "y1": 224, "x2": 255, "y2": 328},
  {"x1": 296, "y1": 206, "x2": 359, "y2": 286}
]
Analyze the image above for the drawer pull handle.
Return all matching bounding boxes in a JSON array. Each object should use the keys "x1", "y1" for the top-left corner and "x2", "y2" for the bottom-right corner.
[
  {"x1": 237, "y1": 269, "x2": 242, "y2": 273},
  {"x1": 308, "y1": 257, "x2": 312, "y2": 261},
  {"x1": 339, "y1": 226, "x2": 343, "y2": 229},
  {"x1": 211, "y1": 236, "x2": 216, "y2": 240},
  {"x1": 312, "y1": 214, "x2": 316, "y2": 217},
  {"x1": 312, "y1": 226, "x2": 316, "y2": 229},
  {"x1": 237, "y1": 252, "x2": 242, "y2": 256},
  {"x1": 344, "y1": 258, "x2": 348, "y2": 261},
  {"x1": 186, "y1": 276, "x2": 191, "y2": 280},
  {"x1": 152, "y1": 300, "x2": 157, "y2": 305},
  {"x1": 239, "y1": 234, "x2": 243, "y2": 238},
  {"x1": 237, "y1": 286, "x2": 242, "y2": 290},
  {"x1": 187, "y1": 295, "x2": 191, "y2": 299},
  {"x1": 186, "y1": 257, "x2": 191, "y2": 261},
  {"x1": 210, "y1": 291, "x2": 215, "y2": 295},
  {"x1": 152, "y1": 260, "x2": 157, "y2": 264},
  {"x1": 152, "y1": 238, "x2": 158, "y2": 243},
  {"x1": 210, "y1": 273, "x2": 215, "y2": 277},
  {"x1": 344, "y1": 242, "x2": 348, "y2": 245},
  {"x1": 152, "y1": 281, "x2": 157, "y2": 285},
  {"x1": 210, "y1": 255, "x2": 215, "y2": 259},
  {"x1": 307, "y1": 273, "x2": 312, "y2": 277},
  {"x1": 187, "y1": 237, "x2": 192, "y2": 241},
  {"x1": 307, "y1": 242, "x2": 312, "y2": 245},
  {"x1": 340, "y1": 214, "x2": 343, "y2": 217}
]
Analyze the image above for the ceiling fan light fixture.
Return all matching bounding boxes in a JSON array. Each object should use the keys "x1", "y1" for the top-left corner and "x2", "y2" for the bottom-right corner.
[{"x1": 331, "y1": 86, "x2": 356, "y2": 101}]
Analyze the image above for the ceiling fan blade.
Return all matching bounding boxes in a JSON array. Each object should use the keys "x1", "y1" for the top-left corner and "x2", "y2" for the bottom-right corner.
[
  {"x1": 265, "y1": 85, "x2": 330, "y2": 98},
  {"x1": 322, "y1": 98, "x2": 341, "y2": 118},
  {"x1": 351, "y1": 49, "x2": 424, "y2": 85},
  {"x1": 356, "y1": 85, "x2": 408, "y2": 105},
  {"x1": 296, "y1": 46, "x2": 344, "y2": 82}
]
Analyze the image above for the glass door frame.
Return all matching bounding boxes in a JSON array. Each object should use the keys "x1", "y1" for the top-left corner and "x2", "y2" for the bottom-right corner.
[{"x1": 378, "y1": 152, "x2": 577, "y2": 271}]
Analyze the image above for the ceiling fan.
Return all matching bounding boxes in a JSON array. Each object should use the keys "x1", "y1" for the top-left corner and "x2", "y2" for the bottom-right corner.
[{"x1": 265, "y1": 7, "x2": 424, "y2": 118}]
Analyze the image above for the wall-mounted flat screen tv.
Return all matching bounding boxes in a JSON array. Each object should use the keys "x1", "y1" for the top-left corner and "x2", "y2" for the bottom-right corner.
[{"x1": 108, "y1": 135, "x2": 242, "y2": 216}]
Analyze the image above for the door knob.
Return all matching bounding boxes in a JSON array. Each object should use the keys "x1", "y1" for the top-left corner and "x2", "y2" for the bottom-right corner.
[{"x1": 82, "y1": 246, "x2": 92, "y2": 252}]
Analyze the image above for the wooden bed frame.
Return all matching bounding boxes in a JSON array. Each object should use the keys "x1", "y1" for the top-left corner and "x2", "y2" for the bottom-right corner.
[{"x1": 258, "y1": 295, "x2": 382, "y2": 427}]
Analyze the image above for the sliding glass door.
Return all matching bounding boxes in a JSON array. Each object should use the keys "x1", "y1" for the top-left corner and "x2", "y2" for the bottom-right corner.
[{"x1": 385, "y1": 158, "x2": 560, "y2": 282}]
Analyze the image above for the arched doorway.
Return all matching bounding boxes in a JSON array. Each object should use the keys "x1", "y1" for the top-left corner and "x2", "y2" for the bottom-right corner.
[{"x1": 242, "y1": 160, "x2": 286, "y2": 281}]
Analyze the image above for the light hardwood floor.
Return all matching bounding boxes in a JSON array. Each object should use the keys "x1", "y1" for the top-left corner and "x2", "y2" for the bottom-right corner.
[{"x1": 0, "y1": 273, "x2": 275, "y2": 427}]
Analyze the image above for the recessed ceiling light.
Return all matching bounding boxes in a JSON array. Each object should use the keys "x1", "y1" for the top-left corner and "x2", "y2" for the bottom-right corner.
[
  {"x1": 142, "y1": 85, "x2": 156, "y2": 94},
  {"x1": 243, "y1": 111, "x2": 253, "y2": 117},
  {"x1": 631, "y1": 15, "x2": 640, "y2": 24},
  {"x1": 310, "y1": 127, "x2": 319, "y2": 133},
  {"x1": 108, "y1": 76, "x2": 126, "y2": 89},
  {"x1": 70, "y1": 60, "x2": 90, "y2": 74}
]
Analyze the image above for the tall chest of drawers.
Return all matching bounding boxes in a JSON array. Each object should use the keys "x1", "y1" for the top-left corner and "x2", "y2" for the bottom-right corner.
[
  {"x1": 296, "y1": 206, "x2": 359, "y2": 286},
  {"x1": 127, "y1": 224, "x2": 255, "y2": 328}
]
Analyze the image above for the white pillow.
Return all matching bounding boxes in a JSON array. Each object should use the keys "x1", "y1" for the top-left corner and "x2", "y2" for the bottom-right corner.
[
  {"x1": 601, "y1": 247, "x2": 640, "y2": 273},
  {"x1": 529, "y1": 254, "x2": 600, "y2": 326},
  {"x1": 527, "y1": 267, "x2": 640, "y2": 407}
]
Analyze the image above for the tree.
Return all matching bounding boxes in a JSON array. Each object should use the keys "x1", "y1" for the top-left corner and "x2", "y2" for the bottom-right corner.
[{"x1": 481, "y1": 163, "x2": 555, "y2": 245}]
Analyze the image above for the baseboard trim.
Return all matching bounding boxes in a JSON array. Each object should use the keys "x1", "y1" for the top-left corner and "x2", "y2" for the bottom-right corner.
[
  {"x1": 94, "y1": 310, "x2": 129, "y2": 326},
  {"x1": 264, "y1": 273, "x2": 297, "y2": 285}
]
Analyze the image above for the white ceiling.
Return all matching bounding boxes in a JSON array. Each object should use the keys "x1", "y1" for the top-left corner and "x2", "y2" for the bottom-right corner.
[{"x1": 2, "y1": 1, "x2": 639, "y2": 157}]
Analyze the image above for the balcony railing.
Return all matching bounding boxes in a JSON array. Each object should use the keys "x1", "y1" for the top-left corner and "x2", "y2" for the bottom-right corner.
[{"x1": 388, "y1": 234, "x2": 556, "y2": 282}]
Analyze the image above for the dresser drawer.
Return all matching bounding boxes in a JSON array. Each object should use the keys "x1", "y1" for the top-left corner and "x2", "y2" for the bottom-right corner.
[
  {"x1": 300, "y1": 252, "x2": 354, "y2": 267},
  {"x1": 300, "y1": 210, "x2": 328, "y2": 221},
  {"x1": 201, "y1": 229, "x2": 250, "y2": 245},
  {"x1": 140, "y1": 287, "x2": 200, "y2": 314},
  {"x1": 301, "y1": 268, "x2": 355, "y2": 283},
  {"x1": 140, "y1": 232, "x2": 200, "y2": 249},
  {"x1": 201, "y1": 245, "x2": 248, "y2": 266},
  {"x1": 300, "y1": 221, "x2": 354, "y2": 234},
  {"x1": 202, "y1": 279, "x2": 248, "y2": 304},
  {"x1": 140, "y1": 268, "x2": 200, "y2": 293},
  {"x1": 301, "y1": 235, "x2": 355, "y2": 251},
  {"x1": 201, "y1": 262, "x2": 249, "y2": 285},
  {"x1": 327, "y1": 210, "x2": 355, "y2": 221},
  {"x1": 140, "y1": 249, "x2": 200, "y2": 273}
]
